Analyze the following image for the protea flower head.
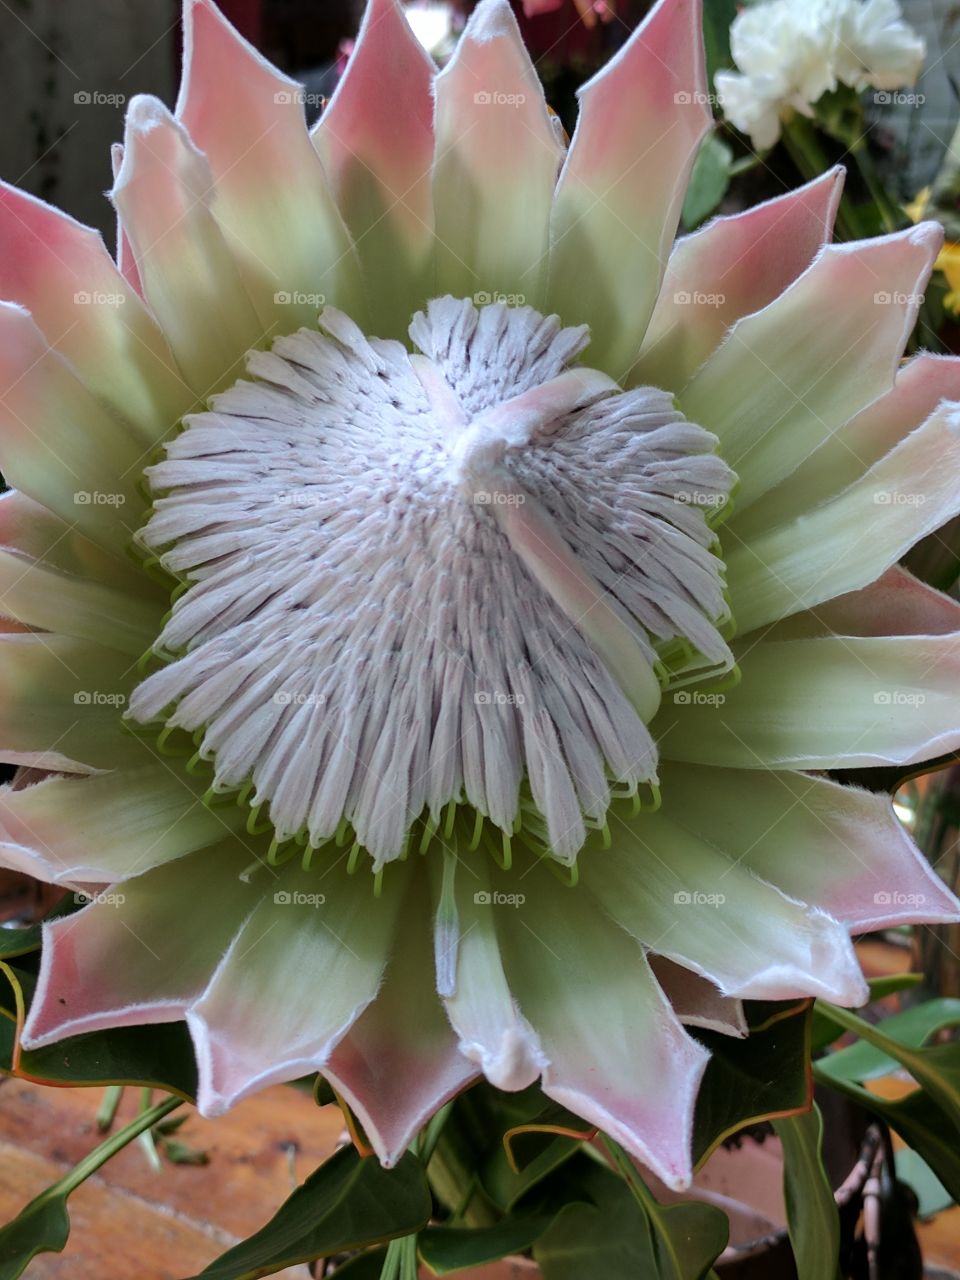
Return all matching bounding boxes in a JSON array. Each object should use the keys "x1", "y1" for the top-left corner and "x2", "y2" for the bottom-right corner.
[{"x1": 1, "y1": 0, "x2": 959, "y2": 1193}]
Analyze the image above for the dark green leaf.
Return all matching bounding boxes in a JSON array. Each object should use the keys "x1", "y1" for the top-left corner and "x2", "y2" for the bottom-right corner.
[
  {"x1": 192, "y1": 1148, "x2": 431, "y2": 1280},
  {"x1": 0, "y1": 924, "x2": 41, "y2": 961},
  {"x1": 693, "y1": 1002, "x2": 812, "y2": 1164},
  {"x1": 479, "y1": 1093, "x2": 592, "y2": 1211},
  {"x1": 0, "y1": 1197, "x2": 69, "y2": 1279},
  {"x1": 0, "y1": 964, "x2": 197, "y2": 1097},
  {"x1": 328, "y1": 1249, "x2": 387, "y2": 1278},
  {"x1": 701, "y1": 0, "x2": 738, "y2": 82},
  {"x1": 774, "y1": 1106, "x2": 840, "y2": 1280},
  {"x1": 681, "y1": 132, "x2": 733, "y2": 230},
  {"x1": 419, "y1": 1217, "x2": 553, "y2": 1276},
  {"x1": 535, "y1": 1162, "x2": 726, "y2": 1280}
]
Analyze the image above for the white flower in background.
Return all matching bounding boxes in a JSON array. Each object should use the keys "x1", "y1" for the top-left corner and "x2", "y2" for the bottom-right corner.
[
  {"x1": 403, "y1": 1, "x2": 455, "y2": 58},
  {"x1": 716, "y1": 0, "x2": 926, "y2": 150},
  {"x1": 836, "y1": 0, "x2": 927, "y2": 90}
]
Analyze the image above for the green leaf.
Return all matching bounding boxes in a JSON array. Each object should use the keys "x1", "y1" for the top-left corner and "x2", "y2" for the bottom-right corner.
[
  {"x1": 814, "y1": 1000, "x2": 960, "y2": 1199},
  {"x1": 693, "y1": 1001, "x2": 812, "y2": 1164},
  {"x1": 419, "y1": 1217, "x2": 554, "y2": 1276},
  {"x1": 681, "y1": 131, "x2": 733, "y2": 230},
  {"x1": 193, "y1": 1148, "x2": 431, "y2": 1280},
  {"x1": 816, "y1": 1000, "x2": 960, "y2": 1129},
  {"x1": 328, "y1": 1250, "x2": 388, "y2": 1278},
  {"x1": 0, "y1": 1095, "x2": 180, "y2": 1279},
  {"x1": 809, "y1": 975, "x2": 922, "y2": 1054},
  {"x1": 0, "y1": 925, "x2": 41, "y2": 961},
  {"x1": 0, "y1": 964, "x2": 197, "y2": 1098},
  {"x1": 774, "y1": 1106, "x2": 840, "y2": 1280},
  {"x1": 702, "y1": 0, "x2": 738, "y2": 82},
  {"x1": 479, "y1": 1094, "x2": 591, "y2": 1212},
  {"x1": 0, "y1": 1196, "x2": 69, "y2": 1279},
  {"x1": 895, "y1": 1148, "x2": 953, "y2": 1219},
  {"x1": 535, "y1": 1160, "x2": 726, "y2": 1280}
]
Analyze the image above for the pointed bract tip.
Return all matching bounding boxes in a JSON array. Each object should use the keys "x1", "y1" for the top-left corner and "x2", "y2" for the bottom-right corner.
[{"x1": 462, "y1": 0, "x2": 520, "y2": 44}]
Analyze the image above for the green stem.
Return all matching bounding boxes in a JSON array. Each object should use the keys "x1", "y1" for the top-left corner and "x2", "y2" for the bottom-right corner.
[
  {"x1": 781, "y1": 116, "x2": 864, "y2": 241},
  {"x1": 57, "y1": 1095, "x2": 181, "y2": 1199},
  {"x1": 378, "y1": 1239, "x2": 402, "y2": 1280},
  {"x1": 136, "y1": 1087, "x2": 163, "y2": 1172},
  {"x1": 850, "y1": 141, "x2": 903, "y2": 234},
  {"x1": 95, "y1": 1084, "x2": 123, "y2": 1132},
  {"x1": 418, "y1": 1100, "x2": 453, "y2": 1166},
  {"x1": 601, "y1": 1136, "x2": 658, "y2": 1213}
]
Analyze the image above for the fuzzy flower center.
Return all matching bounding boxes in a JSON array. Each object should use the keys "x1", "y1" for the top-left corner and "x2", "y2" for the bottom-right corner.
[{"x1": 129, "y1": 298, "x2": 736, "y2": 868}]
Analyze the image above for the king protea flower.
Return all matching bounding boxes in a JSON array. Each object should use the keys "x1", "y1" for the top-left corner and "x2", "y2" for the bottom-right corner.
[{"x1": 0, "y1": 0, "x2": 958, "y2": 1193}]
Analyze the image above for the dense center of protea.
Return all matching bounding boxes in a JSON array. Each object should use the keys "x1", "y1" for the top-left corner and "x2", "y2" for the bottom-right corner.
[{"x1": 128, "y1": 297, "x2": 736, "y2": 870}]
